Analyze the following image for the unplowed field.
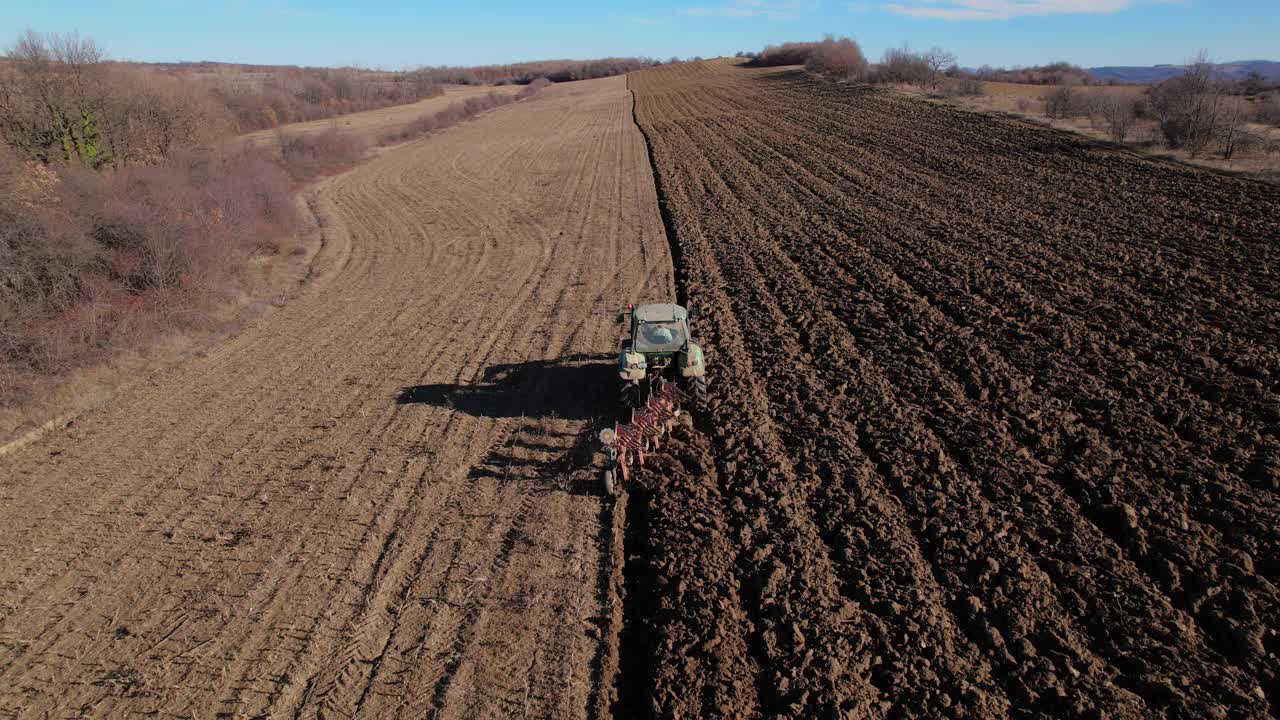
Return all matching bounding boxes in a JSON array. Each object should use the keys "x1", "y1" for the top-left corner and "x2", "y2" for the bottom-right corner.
[
  {"x1": 624, "y1": 60, "x2": 1280, "y2": 719},
  {"x1": 238, "y1": 84, "x2": 523, "y2": 149},
  {"x1": 0, "y1": 76, "x2": 669, "y2": 718}
]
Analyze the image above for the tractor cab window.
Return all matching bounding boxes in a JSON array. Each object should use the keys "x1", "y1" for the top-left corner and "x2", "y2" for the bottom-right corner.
[{"x1": 635, "y1": 321, "x2": 686, "y2": 352}]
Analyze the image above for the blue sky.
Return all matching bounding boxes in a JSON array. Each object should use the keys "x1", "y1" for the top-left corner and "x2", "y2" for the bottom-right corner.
[{"x1": 1, "y1": 1, "x2": 1275, "y2": 69}]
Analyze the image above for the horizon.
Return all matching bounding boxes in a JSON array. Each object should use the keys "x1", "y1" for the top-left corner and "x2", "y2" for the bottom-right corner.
[{"x1": 2, "y1": 0, "x2": 1277, "y2": 71}]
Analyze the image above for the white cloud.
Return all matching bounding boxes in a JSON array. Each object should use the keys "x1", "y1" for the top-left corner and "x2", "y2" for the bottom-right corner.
[
  {"x1": 683, "y1": 0, "x2": 821, "y2": 20},
  {"x1": 882, "y1": 0, "x2": 1152, "y2": 20}
]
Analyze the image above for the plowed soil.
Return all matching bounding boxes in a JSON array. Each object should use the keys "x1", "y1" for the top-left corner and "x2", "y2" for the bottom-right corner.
[
  {"x1": 0, "y1": 76, "x2": 670, "y2": 718},
  {"x1": 623, "y1": 59, "x2": 1280, "y2": 719}
]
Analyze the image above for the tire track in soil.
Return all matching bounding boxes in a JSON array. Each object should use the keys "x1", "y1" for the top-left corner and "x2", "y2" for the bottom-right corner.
[
  {"x1": 0, "y1": 75, "x2": 671, "y2": 720},
  {"x1": 626, "y1": 59, "x2": 1279, "y2": 719}
]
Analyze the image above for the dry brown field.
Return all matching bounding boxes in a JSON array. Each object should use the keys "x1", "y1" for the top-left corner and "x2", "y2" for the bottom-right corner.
[
  {"x1": 0, "y1": 75, "x2": 668, "y2": 719},
  {"x1": 238, "y1": 84, "x2": 523, "y2": 149},
  {"x1": 622, "y1": 59, "x2": 1279, "y2": 719},
  {"x1": 981, "y1": 80, "x2": 1145, "y2": 99}
]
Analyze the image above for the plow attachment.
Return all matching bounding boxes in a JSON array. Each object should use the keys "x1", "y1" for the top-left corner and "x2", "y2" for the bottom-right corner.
[{"x1": 598, "y1": 382, "x2": 689, "y2": 495}]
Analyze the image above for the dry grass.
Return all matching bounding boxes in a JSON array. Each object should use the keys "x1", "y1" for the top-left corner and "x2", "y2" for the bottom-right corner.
[
  {"x1": 946, "y1": 81, "x2": 1280, "y2": 182},
  {"x1": 981, "y1": 80, "x2": 1142, "y2": 99},
  {"x1": 414, "y1": 58, "x2": 654, "y2": 85},
  {"x1": 237, "y1": 85, "x2": 523, "y2": 151},
  {"x1": 377, "y1": 84, "x2": 551, "y2": 146}
]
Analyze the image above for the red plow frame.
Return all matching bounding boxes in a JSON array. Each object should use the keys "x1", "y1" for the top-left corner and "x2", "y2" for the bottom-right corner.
[{"x1": 599, "y1": 382, "x2": 688, "y2": 493}]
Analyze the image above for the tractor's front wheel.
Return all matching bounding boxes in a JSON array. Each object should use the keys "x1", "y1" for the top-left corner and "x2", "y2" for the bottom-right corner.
[{"x1": 687, "y1": 375, "x2": 708, "y2": 412}]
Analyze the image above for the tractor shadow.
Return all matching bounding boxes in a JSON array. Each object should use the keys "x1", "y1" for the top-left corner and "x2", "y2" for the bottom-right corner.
[
  {"x1": 397, "y1": 353, "x2": 618, "y2": 495},
  {"x1": 396, "y1": 352, "x2": 615, "y2": 421}
]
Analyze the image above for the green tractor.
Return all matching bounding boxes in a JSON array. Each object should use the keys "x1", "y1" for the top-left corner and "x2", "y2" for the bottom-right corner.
[{"x1": 616, "y1": 302, "x2": 708, "y2": 414}]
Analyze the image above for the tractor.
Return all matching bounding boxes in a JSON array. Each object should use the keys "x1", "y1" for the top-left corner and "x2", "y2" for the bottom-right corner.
[
  {"x1": 598, "y1": 302, "x2": 708, "y2": 495},
  {"x1": 616, "y1": 302, "x2": 708, "y2": 414}
]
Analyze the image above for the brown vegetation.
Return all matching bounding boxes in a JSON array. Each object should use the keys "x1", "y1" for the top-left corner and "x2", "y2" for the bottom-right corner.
[
  {"x1": 1096, "y1": 93, "x2": 1139, "y2": 142},
  {"x1": 747, "y1": 40, "x2": 824, "y2": 68},
  {"x1": 1149, "y1": 54, "x2": 1259, "y2": 157},
  {"x1": 748, "y1": 38, "x2": 965, "y2": 90},
  {"x1": 413, "y1": 57, "x2": 654, "y2": 86},
  {"x1": 877, "y1": 45, "x2": 932, "y2": 85},
  {"x1": 377, "y1": 82, "x2": 549, "y2": 145},
  {"x1": 1, "y1": 29, "x2": 568, "y2": 410},
  {"x1": 958, "y1": 65, "x2": 1277, "y2": 179},
  {"x1": 0, "y1": 31, "x2": 311, "y2": 407},
  {"x1": 974, "y1": 61, "x2": 1101, "y2": 86},
  {"x1": 204, "y1": 65, "x2": 444, "y2": 133},
  {"x1": 0, "y1": 31, "x2": 229, "y2": 168},
  {"x1": 1043, "y1": 84, "x2": 1078, "y2": 119},
  {"x1": 0, "y1": 143, "x2": 297, "y2": 402},
  {"x1": 803, "y1": 36, "x2": 868, "y2": 81},
  {"x1": 277, "y1": 127, "x2": 368, "y2": 179}
]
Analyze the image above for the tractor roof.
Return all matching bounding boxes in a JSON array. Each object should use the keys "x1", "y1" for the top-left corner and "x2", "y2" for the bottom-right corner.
[{"x1": 633, "y1": 303, "x2": 686, "y2": 323}]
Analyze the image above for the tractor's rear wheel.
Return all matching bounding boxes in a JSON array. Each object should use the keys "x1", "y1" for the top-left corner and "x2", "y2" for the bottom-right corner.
[
  {"x1": 619, "y1": 380, "x2": 642, "y2": 414},
  {"x1": 687, "y1": 375, "x2": 708, "y2": 412}
]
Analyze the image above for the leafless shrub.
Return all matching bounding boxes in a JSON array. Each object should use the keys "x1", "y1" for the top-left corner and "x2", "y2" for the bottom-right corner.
[
  {"x1": 976, "y1": 61, "x2": 1098, "y2": 86},
  {"x1": 0, "y1": 31, "x2": 305, "y2": 404},
  {"x1": 1254, "y1": 94, "x2": 1280, "y2": 126},
  {"x1": 207, "y1": 67, "x2": 444, "y2": 133},
  {"x1": 0, "y1": 30, "x2": 230, "y2": 168},
  {"x1": 1043, "y1": 86, "x2": 1078, "y2": 119},
  {"x1": 1, "y1": 145, "x2": 299, "y2": 397},
  {"x1": 747, "y1": 41, "x2": 821, "y2": 67},
  {"x1": 942, "y1": 76, "x2": 985, "y2": 97},
  {"x1": 1015, "y1": 97, "x2": 1036, "y2": 113},
  {"x1": 875, "y1": 46, "x2": 932, "y2": 86},
  {"x1": 803, "y1": 36, "x2": 868, "y2": 82},
  {"x1": 380, "y1": 82, "x2": 550, "y2": 145},
  {"x1": 414, "y1": 58, "x2": 653, "y2": 86},
  {"x1": 1149, "y1": 52, "x2": 1254, "y2": 158},
  {"x1": 1216, "y1": 97, "x2": 1255, "y2": 160},
  {"x1": 1096, "y1": 95, "x2": 1138, "y2": 142},
  {"x1": 516, "y1": 77, "x2": 552, "y2": 100},
  {"x1": 277, "y1": 128, "x2": 367, "y2": 179}
]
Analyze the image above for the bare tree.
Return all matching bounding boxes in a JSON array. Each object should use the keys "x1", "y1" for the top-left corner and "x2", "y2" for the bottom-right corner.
[
  {"x1": 1150, "y1": 51, "x2": 1223, "y2": 155},
  {"x1": 1, "y1": 30, "x2": 228, "y2": 168},
  {"x1": 0, "y1": 31, "x2": 108, "y2": 166},
  {"x1": 1043, "y1": 86, "x2": 1077, "y2": 119},
  {"x1": 923, "y1": 47, "x2": 957, "y2": 89},
  {"x1": 1097, "y1": 95, "x2": 1137, "y2": 143},
  {"x1": 1217, "y1": 96, "x2": 1254, "y2": 160},
  {"x1": 878, "y1": 45, "x2": 930, "y2": 86}
]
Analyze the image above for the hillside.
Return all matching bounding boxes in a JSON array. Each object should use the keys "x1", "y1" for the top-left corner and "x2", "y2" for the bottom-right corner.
[{"x1": 1089, "y1": 59, "x2": 1280, "y2": 83}]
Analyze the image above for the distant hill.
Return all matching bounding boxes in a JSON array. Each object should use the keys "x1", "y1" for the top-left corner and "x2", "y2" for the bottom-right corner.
[{"x1": 1088, "y1": 60, "x2": 1280, "y2": 84}]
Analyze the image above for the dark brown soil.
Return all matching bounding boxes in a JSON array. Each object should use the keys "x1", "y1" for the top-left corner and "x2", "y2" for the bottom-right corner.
[{"x1": 623, "y1": 59, "x2": 1280, "y2": 719}]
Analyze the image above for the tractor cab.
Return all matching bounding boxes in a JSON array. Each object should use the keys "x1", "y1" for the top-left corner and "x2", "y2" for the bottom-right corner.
[{"x1": 629, "y1": 303, "x2": 690, "y2": 354}]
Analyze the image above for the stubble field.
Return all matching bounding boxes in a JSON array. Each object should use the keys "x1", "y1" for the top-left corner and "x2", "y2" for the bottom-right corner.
[{"x1": 0, "y1": 75, "x2": 668, "y2": 719}]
